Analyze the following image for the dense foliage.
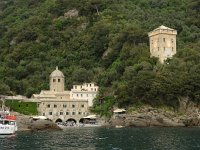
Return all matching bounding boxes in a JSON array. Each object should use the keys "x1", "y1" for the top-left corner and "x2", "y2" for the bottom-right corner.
[
  {"x1": 0, "y1": 0, "x2": 200, "y2": 113},
  {"x1": 5, "y1": 100, "x2": 38, "y2": 115}
]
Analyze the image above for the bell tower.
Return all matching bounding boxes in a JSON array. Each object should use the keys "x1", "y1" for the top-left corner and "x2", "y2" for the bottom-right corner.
[{"x1": 49, "y1": 67, "x2": 64, "y2": 92}]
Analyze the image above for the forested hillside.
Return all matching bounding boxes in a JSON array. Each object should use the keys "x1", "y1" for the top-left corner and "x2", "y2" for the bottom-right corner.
[{"x1": 0, "y1": 0, "x2": 200, "y2": 113}]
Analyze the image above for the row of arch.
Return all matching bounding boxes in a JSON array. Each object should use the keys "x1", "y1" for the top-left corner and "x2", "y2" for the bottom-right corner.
[{"x1": 55, "y1": 118, "x2": 86, "y2": 124}]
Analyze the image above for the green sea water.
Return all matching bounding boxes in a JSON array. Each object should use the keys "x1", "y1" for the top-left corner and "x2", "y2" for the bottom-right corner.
[{"x1": 0, "y1": 127, "x2": 200, "y2": 150}]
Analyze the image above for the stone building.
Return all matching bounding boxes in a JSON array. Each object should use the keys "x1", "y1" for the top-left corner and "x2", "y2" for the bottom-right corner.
[
  {"x1": 32, "y1": 67, "x2": 98, "y2": 123},
  {"x1": 148, "y1": 25, "x2": 177, "y2": 63}
]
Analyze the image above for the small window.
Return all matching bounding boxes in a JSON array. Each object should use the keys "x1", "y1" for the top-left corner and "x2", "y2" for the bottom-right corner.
[
  {"x1": 90, "y1": 84, "x2": 92, "y2": 87},
  {"x1": 43, "y1": 113, "x2": 45, "y2": 116},
  {"x1": 37, "y1": 104, "x2": 40, "y2": 107},
  {"x1": 26, "y1": 104, "x2": 28, "y2": 107},
  {"x1": 172, "y1": 47, "x2": 174, "y2": 51},
  {"x1": 60, "y1": 112, "x2": 63, "y2": 115},
  {"x1": 54, "y1": 105, "x2": 57, "y2": 108},
  {"x1": 81, "y1": 94, "x2": 83, "y2": 97},
  {"x1": 171, "y1": 39, "x2": 174, "y2": 43},
  {"x1": 49, "y1": 112, "x2": 52, "y2": 115},
  {"x1": 58, "y1": 79, "x2": 60, "y2": 82},
  {"x1": 72, "y1": 112, "x2": 75, "y2": 115},
  {"x1": 78, "y1": 112, "x2": 81, "y2": 115},
  {"x1": 91, "y1": 88, "x2": 93, "y2": 91},
  {"x1": 63, "y1": 104, "x2": 67, "y2": 108},
  {"x1": 72, "y1": 104, "x2": 75, "y2": 108},
  {"x1": 53, "y1": 79, "x2": 56, "y2": 82},
  {"x1": 81, "y1": 104, "x2": 84, "y2": 108},
  {"x1": 163, "y1": 38, "x2": 165, "y2": 42},
  {"x1": 66, "y1": 112, "x2": 69, "y2": 115},
  {"x1": 47, "y1": 104, "x2": 50, "y2": 108},
  {"x1": 77, "y1": 94, "x2": 78, "y2": 97}
]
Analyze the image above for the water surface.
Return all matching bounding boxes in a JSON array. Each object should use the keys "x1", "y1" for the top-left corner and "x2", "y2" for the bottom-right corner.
[{"x1": 0, "y1": 127, "x2": 200, "y2": 150}]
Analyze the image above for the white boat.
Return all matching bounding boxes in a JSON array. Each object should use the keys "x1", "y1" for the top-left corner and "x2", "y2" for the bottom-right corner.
[
  {"x1": 57, "y1": 115, "x2": 101, "y2": 129},
  {"x1": 79, "y1": 115, "x2": 101, "y2": 127},
  {"x1": 0, "y1": 111, "x2": 18, "y2": 135},
  {"x1": 0, "y1": 99, "x2": 17, "y2": 135}
]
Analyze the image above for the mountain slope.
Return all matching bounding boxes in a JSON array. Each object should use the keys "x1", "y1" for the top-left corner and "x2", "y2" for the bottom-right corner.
[{"x1": 0, "y1": 0, "x2": 200, "y2": 111}]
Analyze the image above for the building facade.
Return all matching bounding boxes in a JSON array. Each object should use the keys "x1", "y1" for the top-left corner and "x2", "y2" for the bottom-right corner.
[
  {"x1": 148, "y1": 25, "x2": 177, "y2": 63},
  {"x1": 32, "y1": 67, "x2": 98, "y2": 123}
]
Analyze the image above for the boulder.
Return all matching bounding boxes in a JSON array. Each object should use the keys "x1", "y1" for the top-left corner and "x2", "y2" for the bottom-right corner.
[
  {"x1": 183, "y1": 118, "x2": 200, "y2": 127},
  {"x1": 29, "y1": 119, "x2": 61, "y2": 131}
]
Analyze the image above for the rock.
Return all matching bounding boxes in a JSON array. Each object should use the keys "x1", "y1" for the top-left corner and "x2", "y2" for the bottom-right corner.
[
  {"x1": 29, "y1": 119, "x2": 61, "y2": 131},
  {"x1": 109, "y1": 118, "x2": 125, "y2": 127},
  {"x1": 183, "y1": 118, "x2": 200, "y2": 127},
  {"x1": 126, "y1": 118, "x2": 150, "y2": 127},
  {"x1": 64, "y1": 9, "x2": 79, "y2": 18}
]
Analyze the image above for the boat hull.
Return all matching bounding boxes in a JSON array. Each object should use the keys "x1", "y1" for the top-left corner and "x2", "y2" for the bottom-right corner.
[{"x1": 0, "y1": 124, "x2": 16, "y2": 135}]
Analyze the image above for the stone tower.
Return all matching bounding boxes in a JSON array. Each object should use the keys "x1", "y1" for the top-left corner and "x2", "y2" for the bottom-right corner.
[
  {"x1": 50, "y1": 67, "x2": 65, "y2": 92},
  {"x1": 148, "y1": 25, "x2": 177, "y2": 63}
]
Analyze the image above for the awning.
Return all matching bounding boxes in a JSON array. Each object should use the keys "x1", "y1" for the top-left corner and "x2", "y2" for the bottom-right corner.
[
  {"x1": 83, "y1": 115, "x2": 96, "y2": 119},
  {"x1": 113, "y1": 109, "x2": 126, "y2": 113},
  {"x1": 32, "y1": 116, "x2": 47, "y2": 120}
]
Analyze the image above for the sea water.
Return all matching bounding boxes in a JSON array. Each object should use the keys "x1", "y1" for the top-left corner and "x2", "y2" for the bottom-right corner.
[{"x1": 0, "y1": 127, "x2": 200, "y2": 150}]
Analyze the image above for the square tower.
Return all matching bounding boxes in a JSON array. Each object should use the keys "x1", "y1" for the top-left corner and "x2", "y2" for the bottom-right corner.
[{"x1": 148, "y1": 25, "x2": 177, "y2": 63}]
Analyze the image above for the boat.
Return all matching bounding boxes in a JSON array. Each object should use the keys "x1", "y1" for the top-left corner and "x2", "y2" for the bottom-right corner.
[
  {"x1": 0, "y1": 99, "x2": 18, "y2": 135},
  {"x1": 79, "y1": 115, "x2": 101, "y2": 127},
  {"x1": 0, "y1": 111, "x2": 18, "y2": 135},
  {"x1": 57, "y1": 115, "x2": 101, "y2": 129}
]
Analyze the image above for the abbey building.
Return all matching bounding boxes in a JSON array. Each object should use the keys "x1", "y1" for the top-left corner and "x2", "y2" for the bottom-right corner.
[{"x1": 32, "y1": 67, "x2": 98, "y2": 123}]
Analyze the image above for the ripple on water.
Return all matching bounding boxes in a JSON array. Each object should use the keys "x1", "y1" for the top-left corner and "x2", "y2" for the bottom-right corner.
[{"x1": 0, "y1": 127, "x2": 200, "y2": 150}]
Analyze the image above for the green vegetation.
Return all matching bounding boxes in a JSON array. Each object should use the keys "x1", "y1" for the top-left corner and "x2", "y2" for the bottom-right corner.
[
  {"x1": 5, "y1": 100, "x2": 38, "y2": 115},
  {"x1": 0, "y1": 0, "x2": 200, "y2": 116}
]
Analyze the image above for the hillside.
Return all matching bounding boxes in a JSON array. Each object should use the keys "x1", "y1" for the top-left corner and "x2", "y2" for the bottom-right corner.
[{"x1": 0, "y1": 0, "x2": 200, "y2": 115}]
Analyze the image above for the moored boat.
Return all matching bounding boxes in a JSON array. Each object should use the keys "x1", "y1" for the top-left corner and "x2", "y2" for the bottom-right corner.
[
  {"x1": 0, "y1": 111, "x2": 18, "y2": 135},
  {"x1": 79, "y1": 115, "x2": 101, "y2": 127},
  {"x1": 0, "y1": 99, "x2": 17, "y2": 135}
]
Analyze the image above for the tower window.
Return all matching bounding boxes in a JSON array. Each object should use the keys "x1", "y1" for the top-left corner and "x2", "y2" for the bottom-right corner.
[
  {"x1": 63, "y1": 104, "x2": 67, "y2": 108},
  {"x1": 60, "y1": 112, "x2": 63, "y2": 115},
  {"x1": 72, "y1": 104, "x2": 75, "y2": 108},
  {"x1": 171, "y1": 39, "x2": 174, "y2": 43},
  {"x1": 81, "y1": 104, "x2": 84, "y2": 108},
  {"x1": 53, "y1": 79, "x2": 56, "y2": 82},
  {"x1": 163, "y1": 38, "x2": 165, "y2": 42},
  {"x1": 172, "y1": 47, "x2": 174, "y2": 51},
  {"x1": 54, "y1": 104, "x2": 57, "y2": 108},
  {"x1": 47, "y1": 104, "x2": 50, "y2": 108},
  {"x1": 58, "y1": 79, "x2": 60, "y2": 82}
]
